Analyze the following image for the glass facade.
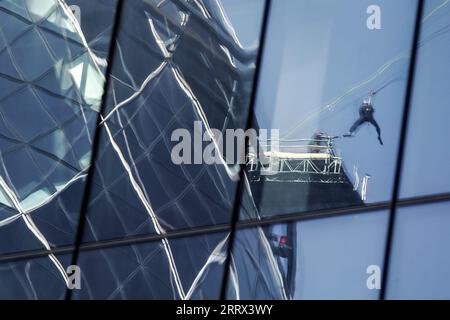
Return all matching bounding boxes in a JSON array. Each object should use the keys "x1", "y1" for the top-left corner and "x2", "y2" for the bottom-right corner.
[
  {"x1": 80, "y1": 0, "x2": 265, "y2": 243},
  {"x1": 386, "y1": 202, "x2": 450, "y2": 299},
  {"x1": 72, "y1": 232, "x2": 228, "y2": 299},
  {"x1": 0, "y1": 0, "x2": 117, "y2": 256},
  {"x1": 227, "y1": 211, "x2": 388, "y2": 300},
  {"x1": 0, "y1": 0, "x2": 449, "y2": 300},
  {"x1": 400, "y1": 0, "x2": 450, "y2": 198},
  {"x1": 246, "y1": 0, "x2": 417, "y2": 218}
]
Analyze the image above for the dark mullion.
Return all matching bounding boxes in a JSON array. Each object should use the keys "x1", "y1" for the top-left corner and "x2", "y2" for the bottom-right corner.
[
  {"x1": 380, "y1": 0, "x2": 424, "y2": 300},
  {"x1": 64, "y1": 0, "x2": 125, "y2": 301},
  {"x1": 218, "y1": 0, "x2": 273, "y2": 300}
]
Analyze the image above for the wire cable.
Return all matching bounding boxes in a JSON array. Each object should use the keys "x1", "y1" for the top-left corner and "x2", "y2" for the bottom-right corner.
[{"x1": 282, "y1": 0, "x2": 449, "y2": 139}]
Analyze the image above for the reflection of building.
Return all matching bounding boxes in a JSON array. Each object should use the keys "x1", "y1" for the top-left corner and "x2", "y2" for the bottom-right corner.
[
  {"x1": 0, "y1": 0, "x2": 114, "y2": 289},
  {"x1": 246, "y1": 134, "x2": 363, "y2": 216},
  {"x1": 0, "y1": 0, "x2": 107, "y2": 212},
  {"x1": 227, "y1": 225, "x2": 289, "y2": 300},
  {"x1": 0, "y1": 0, "x2": 267, "y2": 300},
  {"x1": 0, "y1": 0, "x2": 448, "y2": 301}
]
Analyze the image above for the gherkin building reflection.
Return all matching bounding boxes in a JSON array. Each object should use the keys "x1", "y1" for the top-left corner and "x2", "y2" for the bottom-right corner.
[{"x1": 0, "y1": 0, "x2": 444, "y2": 301}]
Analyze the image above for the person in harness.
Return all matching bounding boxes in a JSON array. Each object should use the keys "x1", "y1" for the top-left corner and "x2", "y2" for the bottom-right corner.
[{"x1": 343, "y1": 91, "x2": 383, "y2": 145}]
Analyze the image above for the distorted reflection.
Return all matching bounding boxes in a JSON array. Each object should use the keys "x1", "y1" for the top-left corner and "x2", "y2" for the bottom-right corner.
[
  {"x1": 0, "y1": 0, "x2": 116, "y2": 289},
  {"x1": 1, "y1": 0, "x2": 446, "y2": 302},
  {"x1": 0, "y1": 0, "x2": 265, "y2": 298},
  {"x1": 243, "y1": 0, "x2": 419, "y2": 219},
  {"x1": 228, "y1": 211, "x2": 388, "y2": 300},
  {"x1": 72, "y1": 0, "x2": 265, "y2": 299},
  {"x1": 0, "y1": 253, "x2": 71, "y2": 299},
  {"x1": 72, "y1": 233, "x2": 228, "y2": 299},
  {"x1": 80, "y1": 0, "x2": 265, "y2": 243}
]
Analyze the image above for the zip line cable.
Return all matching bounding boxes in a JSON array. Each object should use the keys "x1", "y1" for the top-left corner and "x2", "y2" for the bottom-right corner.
[
  {"x1": 282, "y1": 53, "x2": 407, "y2": 138},
  {"x1": 282, "y1": 0, "x2": 450, "y2": 139}
]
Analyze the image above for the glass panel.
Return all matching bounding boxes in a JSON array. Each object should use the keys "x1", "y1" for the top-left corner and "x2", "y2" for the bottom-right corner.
[
  {"x1": 386, "y1": 201, "x2": 450, "y2": 299},
  {"x1": 0, "y1": 253, "x2": 70, "y2": 299},
  {"x1": 72, "y1": 232, "x2": 228, "y2": 299},
  {"x1": 80, "y1": 0, "x2": 266, "y2": 242},
  {"x1": 400, "y1": 0, "x2": 450, "y2": 198},
  {"x1": 0, "y1": 0, "x2": 117, "y2": 254},
  {"x1": 243, "y1": 0, "x2": 418, "y2": 220},
  {"x1": 227, "y1": 211, "x2": 388, "y2": 300}
]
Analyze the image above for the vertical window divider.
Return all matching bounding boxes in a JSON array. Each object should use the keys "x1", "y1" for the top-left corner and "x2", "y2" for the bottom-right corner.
[
  {"x1": 219, "y1": 0, "x2": 273, "y2": 300},
  {"x1": 380, "y1": 0, "x2": 424, "y2": 300},
  {"x1": 65, "y1": 0, "x2": 125, "y2": 301}
]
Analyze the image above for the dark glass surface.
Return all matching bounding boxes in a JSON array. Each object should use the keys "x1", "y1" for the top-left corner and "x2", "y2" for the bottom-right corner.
[
  {"x1": 80, "y1": 0, "x2": 266, "y2": 242},
  {"x1": 0, "y1": 0, "x2": 117, "y2": 255},
  {"x1": 386, "y1": 201, "x2": 450, "y2": 299},
  {"x1": 0, "y1": 253, "x2": 71, "y2": 299},
  {"x1": 72, "y1": 232, "x2": 228, "y2": 299},
  {"x1": 0, "y1": 0, "x2": 448, "y2": 301}
]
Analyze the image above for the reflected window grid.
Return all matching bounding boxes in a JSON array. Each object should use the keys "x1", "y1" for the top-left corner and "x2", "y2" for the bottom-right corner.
[{"x1": 0, "y1": 0, "x2": 448, "y2": 300}]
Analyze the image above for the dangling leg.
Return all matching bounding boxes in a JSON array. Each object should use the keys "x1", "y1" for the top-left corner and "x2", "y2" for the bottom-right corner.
[
  {"x1": 344, "y1": 117, "x2": 365, "y2": 137},
  {"x1": 369, "y1": 118, "x2": 383, "y2": 145}
]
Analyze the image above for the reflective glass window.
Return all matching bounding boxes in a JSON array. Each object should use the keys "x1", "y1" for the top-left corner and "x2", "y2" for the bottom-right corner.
[
  {"x1": 72, "y1": 232, "x2": 228, "y2": 299},
  {"x1": 244, "y1": 0, "x2": 418, "y2": 219},
  {"x1": 0, "y1": 253, "x2": 70, "y2": 299},
  {"x1": 400, "y1": 0, "x2": 450, "y2": 198},
  {"x1": 0, "y1": 0, "x2": 117, "y2": 255},
  {"x1": 227, "y1": 211, "x2": 388, "y2": 300},
  {"x1": 80, "y1": 0, "x2": 266, "y2": 243},
  {"x1": 386, "y1": 201, "x2": 450, "y2": 299}
]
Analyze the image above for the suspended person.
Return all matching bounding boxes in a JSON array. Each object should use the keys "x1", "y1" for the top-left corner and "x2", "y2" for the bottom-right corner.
[{"x1": 343, "y1": 91, "x2": 383, "y2": 145}]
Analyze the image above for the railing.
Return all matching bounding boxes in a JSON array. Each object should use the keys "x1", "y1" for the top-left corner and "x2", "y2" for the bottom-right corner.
[{"x1": 247, "y1": 134, "x2": 343, "y2": 179}]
